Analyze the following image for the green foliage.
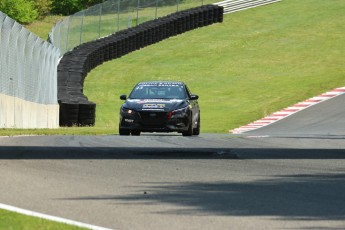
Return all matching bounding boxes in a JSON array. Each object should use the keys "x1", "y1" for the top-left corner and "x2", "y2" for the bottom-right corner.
[
  {"x1": 0, "y1": 0, "x2": 38, "y2": 24},
  {"x1": 51, "y1": 0, "x2": 105, "y2": 15},
  {"x1": 81, "y1": 0, "x2": 104, "y2": 8},
  {"x1": 51, "y1": 0, "x2": 83, "y2": 15},
  {"x1": 0, "y1": 0, "x2": 104, "y2": 20},
  {"x1": 35, "y1": 0, "x2": 53, "y2": 18}
]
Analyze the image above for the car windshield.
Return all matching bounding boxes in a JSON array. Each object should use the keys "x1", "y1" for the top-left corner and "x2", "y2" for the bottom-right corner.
[{"x1": 129, "y1": 84, "x2": 187, "y2": 99}]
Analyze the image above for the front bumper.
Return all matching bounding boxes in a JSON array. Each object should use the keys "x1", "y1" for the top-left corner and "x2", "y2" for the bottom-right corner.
[{"x1": 120, "y1": 110, "x2": 190, "y2": 133}]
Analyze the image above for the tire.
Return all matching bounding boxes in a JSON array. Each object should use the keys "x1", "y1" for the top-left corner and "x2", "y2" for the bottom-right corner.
[
  {"x1": 131, "y1": 131, "x2": 141, "y2": 136},
  {"x1": 119, "y1": 128, "x2": 130, "y2": 136},
  {"x1": 193, "y1": 114, "x2": 200, "y2": 136},
  {"x1": 182, "y1": 115, "x2": 193, "y2": 136}
]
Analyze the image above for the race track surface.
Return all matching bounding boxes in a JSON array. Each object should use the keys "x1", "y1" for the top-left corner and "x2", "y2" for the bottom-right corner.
[
  {"x1": 246, "y1": 93, "x2": 345, "y2": 137},
  {"x1": 1, "y1": 94, "x2": 345, "y2": 229}
]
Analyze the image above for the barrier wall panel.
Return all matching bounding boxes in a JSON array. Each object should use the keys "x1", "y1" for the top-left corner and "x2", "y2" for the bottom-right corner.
[
  {"x1": 0, "y1": 94, "x2": 59, "y2": 129},
  {"x1": 0, "y1": 11, "x2": 60, "y2": 129}
]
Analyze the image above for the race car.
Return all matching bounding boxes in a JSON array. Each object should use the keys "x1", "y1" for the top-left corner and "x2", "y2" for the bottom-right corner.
[{"x1": 119, "y1": 81, "x2": 200, "y2": 136}]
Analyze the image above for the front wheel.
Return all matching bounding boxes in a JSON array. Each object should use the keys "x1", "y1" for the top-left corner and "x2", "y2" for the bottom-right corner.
[
  {"x1": 182, "y1": 116, "x2": 193, "y2": 136},
  {"x1": 131, "y1": 131, "x2": 141, "y2": 136},
  {"x1": 119, "y1": 127, "x2": 130, "y2": 136},
  {"x1": 193, "y1": 114, "x2": 200, "y2": 136}
]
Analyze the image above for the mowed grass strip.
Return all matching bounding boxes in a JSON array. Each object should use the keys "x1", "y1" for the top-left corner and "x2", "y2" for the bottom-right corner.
[
  {"x1": 84, "y1": 0, "x2": 345, "y2": 133},
  {"x1": 1, "y1": 0, "x2": 344, "y2": 136},
  {"x1": 24, "y1": 15, "x2": 64, "y2": 40},
  {"x1": 0, "y1": 209, "x2": 86, "y2": 230}
]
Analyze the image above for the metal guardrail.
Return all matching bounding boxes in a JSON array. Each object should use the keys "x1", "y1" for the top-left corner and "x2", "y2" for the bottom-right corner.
[{"x1": 214, "y1": 0, "x2": 281, "y2": 14}]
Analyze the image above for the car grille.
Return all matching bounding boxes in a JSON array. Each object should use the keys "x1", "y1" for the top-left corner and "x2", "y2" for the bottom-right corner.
[{"x1": 139, "y1": 111, "x2": 168, "y2": 126}]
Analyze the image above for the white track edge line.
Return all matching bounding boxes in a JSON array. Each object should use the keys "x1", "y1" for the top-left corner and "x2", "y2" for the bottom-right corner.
[
  {"x1": 230, "y1": 87, "x2": 345, "y2": 134},
  {"x1": 0, "y1": 203, "x2": 113, "y2": 230}
]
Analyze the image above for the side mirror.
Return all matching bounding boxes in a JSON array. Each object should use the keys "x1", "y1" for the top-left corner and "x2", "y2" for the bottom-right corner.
[
  {"x1": 120, "y1": 95, "x2": 127, "y2": 100},
  {"x1": 190, "y1": 95, "x2": 199, "y2": 100}
]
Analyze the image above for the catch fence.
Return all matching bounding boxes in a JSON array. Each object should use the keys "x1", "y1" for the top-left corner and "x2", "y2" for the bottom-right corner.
[
  {"x1": 0, "y1": 11, "x2": 60, "y2": 128},
  {"x1": 49, "y1": 0, "x2": 214, "y2": 54}
]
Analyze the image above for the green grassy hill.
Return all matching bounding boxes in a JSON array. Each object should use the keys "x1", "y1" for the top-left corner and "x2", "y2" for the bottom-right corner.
[
  {"x1": 83, "y1": 0, "x2": 345, "y2": 133},
  {"x1": 4, "y1": 0, "x2": 344, "y2": 136}
]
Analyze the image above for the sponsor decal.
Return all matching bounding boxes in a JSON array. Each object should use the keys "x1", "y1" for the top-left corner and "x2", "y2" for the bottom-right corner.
[
  {"x1": 142, "y1": 109, "x2": 165, "y2": 111},
  {"x1": 138, "y1": 82, "x2": 183, "y2": 87},
  {"x1": 136, "y1": 99, "x2": 164, "y2": 104},
  {"x1": 132, "y1": 99, "x2": 182, "y2": 104},
  {"x1": 143, "y1": 104, "x2": 165, "y2": 109}
]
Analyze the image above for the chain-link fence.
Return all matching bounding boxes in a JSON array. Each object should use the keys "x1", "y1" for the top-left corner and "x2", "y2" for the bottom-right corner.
[
  {"x1": 0, "y1": 11, "x2": 61, "y2": 128},
  {"x1": 49, "y1": 0, "x2": 215, "y2": 54}
]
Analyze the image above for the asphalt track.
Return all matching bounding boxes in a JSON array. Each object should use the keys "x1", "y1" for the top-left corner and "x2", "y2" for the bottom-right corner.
[{"x1": 1, "y1": 94, "x2": 345, "y2": 229}]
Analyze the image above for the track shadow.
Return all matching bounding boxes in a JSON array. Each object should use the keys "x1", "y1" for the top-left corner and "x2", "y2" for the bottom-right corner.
[
  {"x1": 233, "y1": 148, "x2": 345, "y2": 159},
  {"x1": 0, "y1": 146, "x2": 237, "y2": 159},
  {"x1": 0, "y1": 146, "x2": 345, "y2": 159},
  {"x1": 63, "y1": 173, "x2": 345, "y2": 224},
  {"x1": 0, "y1": 147, "x2": 345, "y2": 159}
]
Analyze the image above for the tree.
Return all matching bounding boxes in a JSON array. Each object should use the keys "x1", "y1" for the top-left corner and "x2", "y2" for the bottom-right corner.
[
  {"x1": 81, "y1": 0, "x2": 104, "y2": 8},
  {"x1": 51, "y1": 0, "x2": 83, "y2": 15},
  {"x1": 35, "y1": 0, "x2": 53, "y2": 18},
  {"x1": 0, "y1": 0, "x2": 38, "y2": 24}
]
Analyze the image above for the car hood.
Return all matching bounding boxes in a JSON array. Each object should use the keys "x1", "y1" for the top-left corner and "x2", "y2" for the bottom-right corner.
[{"x1": 123, "y1": 99, "x2": 188, "y2": 112}]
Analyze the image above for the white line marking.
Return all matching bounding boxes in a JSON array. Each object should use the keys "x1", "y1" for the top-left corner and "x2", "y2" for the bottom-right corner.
[
  {"x1": 0, "y1": 203, "x2": 113, "y2": 230},
  {"x1": 230, "y1": 87, "x2": 345, "y2": 134}
]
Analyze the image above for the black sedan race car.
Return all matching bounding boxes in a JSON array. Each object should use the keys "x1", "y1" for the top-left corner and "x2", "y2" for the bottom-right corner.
[{"x1": 119, "y1": 81, "x2": 200, "y2": 136}]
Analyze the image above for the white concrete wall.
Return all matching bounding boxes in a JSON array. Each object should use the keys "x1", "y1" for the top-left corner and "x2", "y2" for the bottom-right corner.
[{"x1": 0, "y1": 93, "x2": 59, "y2": 129}]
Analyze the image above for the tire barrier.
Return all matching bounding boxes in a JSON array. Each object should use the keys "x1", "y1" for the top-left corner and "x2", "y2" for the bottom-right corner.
[{"x1": 58, "y1": 4, "x2": 223, "y2": 127}]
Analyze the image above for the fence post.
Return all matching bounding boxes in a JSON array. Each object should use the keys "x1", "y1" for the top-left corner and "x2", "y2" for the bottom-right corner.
[
  {"x1": 99, "y1": 4, "x2": 103, "y2": 38},
  {"x1": 136, "y1": 0, "x2": 140, "y2": 26},
  {"x1": 10, "y1": 77, "x2": 15, "y2": 127},
  {"x1": 117, "y1": 0, "x2": 120, "y2": 31},
  {"x1": 80, "y1": 11, "x2": 85, "y2": 45},
  {"x1": 155, "y1": 0, "x2": 158, "y2": 19},
  {"x1": 65, "y1": 17, "x2": 71, "y2": 53},
  {"x1": 176, "y1": 0, "x2": 179, "y2": 12}
]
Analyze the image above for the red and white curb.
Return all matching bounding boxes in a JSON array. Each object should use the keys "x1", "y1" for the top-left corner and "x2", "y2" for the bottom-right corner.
[
  {"x1": 0, "y1": 203, "x2": 113, "y2": 230},
  {"x1": 230, "y1": 87, "x2": 345, "y2": 134}
]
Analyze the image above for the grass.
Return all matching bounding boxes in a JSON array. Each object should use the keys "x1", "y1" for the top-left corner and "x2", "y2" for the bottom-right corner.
[
  {"x1": 0, "y1": 209, "x2": 86, "y2": 230},
  {"x1": 84, "y1": 0, "x2": 345, "y2": 133},
  {"x1": 24, "y1": 15, "x2": 64, "y2": 40},
  {"x1": 1, "y1": 0, "x2": 345, "y2": 136}
]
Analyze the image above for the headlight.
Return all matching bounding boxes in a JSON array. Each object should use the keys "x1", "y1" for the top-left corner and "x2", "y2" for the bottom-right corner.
[
  {"x1": 168, "y1": 106, "x2": 189, "y2": 120},
  {"x1": 121, "y1": 107, "x2": 135, "y2": 115}
]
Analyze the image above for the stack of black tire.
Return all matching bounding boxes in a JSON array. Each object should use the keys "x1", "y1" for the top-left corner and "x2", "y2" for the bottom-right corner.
[{"x1": 58, "y1": 4, "x2": 223, "y2": 127}]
